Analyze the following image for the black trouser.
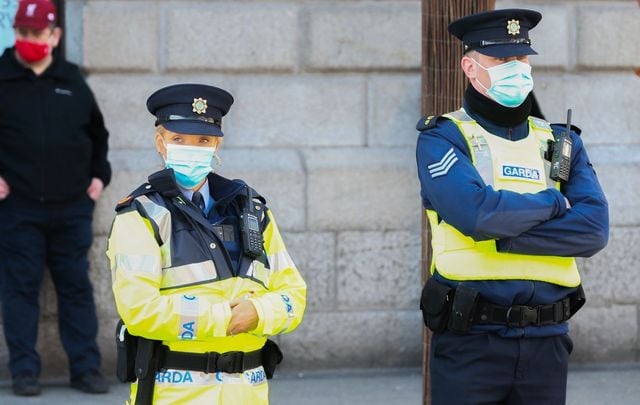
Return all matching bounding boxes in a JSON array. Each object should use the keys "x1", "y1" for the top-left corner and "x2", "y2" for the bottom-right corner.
[
  {"x1": 0, "y1": 193, "x2": 101, "y2": 378},
  {"x1": 430, "y1": 331, "x2": 573, "y2": 405}
]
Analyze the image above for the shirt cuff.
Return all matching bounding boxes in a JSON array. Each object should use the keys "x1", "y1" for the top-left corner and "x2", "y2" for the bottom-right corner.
[{"x1": 548, "y1": 188, "x2": 568, "y2": 217}]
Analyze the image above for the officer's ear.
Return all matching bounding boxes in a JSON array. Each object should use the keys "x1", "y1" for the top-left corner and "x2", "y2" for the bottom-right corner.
[
  {"x1": 461, "y1": 53, "x2": 477, "y2": 81},
  {"x1": 155, "y1": 130, "x2": 167, "y2": 160}
]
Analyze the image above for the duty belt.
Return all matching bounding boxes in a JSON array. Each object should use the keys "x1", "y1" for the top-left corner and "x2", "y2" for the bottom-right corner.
[
  {"x1": 134, "y1": 338, "x2": 282, "y2": 405},
  {"x1": 473, "y1": 298, "x2": 572, "y2": 328},
  {"x1": 419, "y1": 278, "x2": 586, "y2": 334},
  {"x1": 158, "y1": 346, "x2": 263, "y2": 374}
]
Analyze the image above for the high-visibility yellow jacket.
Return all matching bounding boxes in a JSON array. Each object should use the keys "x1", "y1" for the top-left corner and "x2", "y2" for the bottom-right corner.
[
  {"x1": 107, "y1": 170, "x2": 306, "y2": 404},
  {"x1": 427, "y1": 109, "x2": 580, "y2": 287}
]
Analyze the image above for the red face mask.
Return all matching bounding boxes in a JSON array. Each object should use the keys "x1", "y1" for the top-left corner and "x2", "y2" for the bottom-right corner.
[{"x1": 15, "y1": 39, "x2": 51, "y2": 63}]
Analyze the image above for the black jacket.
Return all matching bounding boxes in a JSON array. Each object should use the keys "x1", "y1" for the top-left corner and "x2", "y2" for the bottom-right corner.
[{"x1": 0, "y1": 48, "x2": 111, "y2": 202}]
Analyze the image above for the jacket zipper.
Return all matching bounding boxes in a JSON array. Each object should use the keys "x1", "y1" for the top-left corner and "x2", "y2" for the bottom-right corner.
[{"x1": 38, "y1": 79, "x2": 47, "y2": 201}]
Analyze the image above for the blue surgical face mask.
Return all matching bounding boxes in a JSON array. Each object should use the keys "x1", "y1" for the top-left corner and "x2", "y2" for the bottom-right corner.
[
  {"x1": 473, "y1": 59, "x2": 534, "y2": 108},
  {"x1": 164, "y1": 143, "x2": 216, "y2": 189}
]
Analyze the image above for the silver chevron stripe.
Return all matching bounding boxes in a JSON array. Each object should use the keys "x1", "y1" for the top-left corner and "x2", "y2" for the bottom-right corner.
[{"x1": 428, "y1": 148, "x2": 458, "y2": 178}]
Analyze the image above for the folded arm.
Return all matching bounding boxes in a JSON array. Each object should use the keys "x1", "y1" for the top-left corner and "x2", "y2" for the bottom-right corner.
[
  {"x1": 497, "y1": 132, "x2": 609, "y2": 257},
  {"x1": 108, "y1": 207, "x2": 232, "y2": 341},
  {"x1": 416, "y1": 120, "x2": 567, "y2": 241}
]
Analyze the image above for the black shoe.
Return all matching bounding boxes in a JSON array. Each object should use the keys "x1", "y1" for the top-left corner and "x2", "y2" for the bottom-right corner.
[
  {"x1": 12, "y1": 374, "x2": 41, "y2": 396},
  {"x1": 70, "y1": 370, "x2": 109, "y2": 394}
]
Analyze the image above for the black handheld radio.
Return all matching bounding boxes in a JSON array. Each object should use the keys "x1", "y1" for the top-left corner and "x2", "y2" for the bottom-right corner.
[
  {"x1": 545, "y1": 109, "x2": 573, "y2": 183},
  {"x1": 239, "y1": 188, "x2": 264, "y2": 259}
]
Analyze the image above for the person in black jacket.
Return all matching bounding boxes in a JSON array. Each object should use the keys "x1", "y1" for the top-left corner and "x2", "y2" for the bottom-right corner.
[{"x1": 0, "y1": 0, "x2": 110, "y2": 396}]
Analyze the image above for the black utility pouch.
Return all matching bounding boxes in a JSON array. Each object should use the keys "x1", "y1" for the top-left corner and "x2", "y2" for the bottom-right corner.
[
  {"x1": 420, "y1": 277, "x2": 454, "y2": 333},
  {"x1": 261, "y1": 339, "x2": 283, "y2": 379},
  {"x1": 568, "y1": 285, "x2": 586, "y2": 318},
  {"x1": 115, "y1": 319, "x2": 138, "y2": 383},
  {"x1": 447, "y1": 283, "x2": 480, "y2": 334}
]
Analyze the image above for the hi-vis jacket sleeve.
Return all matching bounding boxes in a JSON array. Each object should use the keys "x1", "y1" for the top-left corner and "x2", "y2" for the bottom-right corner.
[
  {"x1": 249, "y1": 209, "x2": 307, "y2": 337},
  {"x1": 107, "y1": 207, "x2": 232, "y2": 341}
]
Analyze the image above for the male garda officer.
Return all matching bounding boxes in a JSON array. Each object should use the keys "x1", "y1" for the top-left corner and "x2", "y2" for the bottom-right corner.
[{"x1": 416, "y1": 9, "x2": 608, "y2": 405}]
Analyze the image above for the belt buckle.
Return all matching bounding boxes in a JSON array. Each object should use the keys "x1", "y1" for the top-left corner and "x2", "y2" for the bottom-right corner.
[
  {"x1": 216, "y1": 352, "x2": 244, "y2": 373},
  {"x1": 507, "y1": 305, "x2": 538, "y2": 327},
  {"x1": 205, "y1": 352, "x2": 219, "y2": 374}
]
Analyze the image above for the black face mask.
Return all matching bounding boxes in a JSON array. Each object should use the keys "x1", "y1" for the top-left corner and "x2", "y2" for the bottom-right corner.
[{"x1": 464, "y1": 85, "x2": 533, "y2": 127}]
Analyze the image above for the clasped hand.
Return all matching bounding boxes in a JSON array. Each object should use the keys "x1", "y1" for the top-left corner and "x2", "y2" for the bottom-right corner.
[
  {"x1": 227, "y1": 297, "x2": 259, "y2": 336},
  {"x1": 0, "y1": 176, "x2": 103, "y2": 201}
]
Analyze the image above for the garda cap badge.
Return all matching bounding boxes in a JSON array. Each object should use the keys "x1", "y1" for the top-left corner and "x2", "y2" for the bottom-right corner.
[
  {"x1": 192, "y1": 97, "x2": 208, "y2": 114},
  {"x1": 507, "y1": 19, "x2": 520, "y2": 36}
]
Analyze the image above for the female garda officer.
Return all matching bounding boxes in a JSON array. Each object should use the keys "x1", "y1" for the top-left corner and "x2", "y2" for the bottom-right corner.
[{"x1": 107, "y1": 84, "x2": 307, "y2": 404}]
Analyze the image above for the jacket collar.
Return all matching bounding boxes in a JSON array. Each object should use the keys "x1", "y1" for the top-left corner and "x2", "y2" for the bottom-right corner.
[
  {"x1": 463, "y1": 84, "x2": 532, "y2": 127},
  {"x1": 0, "y1": 47, "x2": 69, "y2": 81},
  {"x1": 463, "y1": 85, "x2": 530, "y2": 141},
  {"x1": 147, "y1": 169, "x2": 263, "y2": 208}
]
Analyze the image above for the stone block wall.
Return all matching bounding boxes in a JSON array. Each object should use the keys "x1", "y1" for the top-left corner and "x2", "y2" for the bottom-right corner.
[{"x1": 1, "y1": 0, "x2": 637, "y2": 379}]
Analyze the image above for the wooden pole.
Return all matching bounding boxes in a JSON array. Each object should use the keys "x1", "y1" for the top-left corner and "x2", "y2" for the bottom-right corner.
[{"x1": 420, "y1": 1, "x2": 495, "y2": 404}]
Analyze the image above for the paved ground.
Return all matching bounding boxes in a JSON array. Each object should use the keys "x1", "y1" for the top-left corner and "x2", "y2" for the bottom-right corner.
[{"x1": 0, "y1": 364, "x2": 638, "y2": 404}]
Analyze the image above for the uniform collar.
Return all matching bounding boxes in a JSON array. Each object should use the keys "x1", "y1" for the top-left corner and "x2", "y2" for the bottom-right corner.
[
  {"x1": 179, "y1": 179, "x2": 213, "y2": 215},
  {"x1": 208, "y1": 172, "x2": 254, "y2": 208},
  {"x1": 148, "y1": 169, "x2": 259, "y2": 209}
]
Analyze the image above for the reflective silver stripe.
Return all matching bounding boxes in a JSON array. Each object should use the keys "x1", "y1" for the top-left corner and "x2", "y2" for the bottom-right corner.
[
  {"x1": 542, "y1": 159, "x2": 556, "y2": 189},
  {"x1": 160, "y1": 261, "x2": 217, "y2": 290},
  {"x1": 244, "y1": 261, "x2": 257, "y2": 278},
  {"x1": 137, "y1": 195, "x2": 172, "y2": 246},
  {"x1": 268, "y1": 250, "x2": 295, "y2": 272},
  {"x1": 154, "y1": 367, "x2": 265, "y2": 386},
  {"x1": 444, "y1": 111, "x2": 494, "y2": 186},
  {"x1": 179, "y1": 295, "x2": 199, "y2": 340},
  {"x1": 278, "y1": 316, "x2": 295, "y2": 334},
  {"x1": 154, "y1": 369, "x2": 222, "y2": 386},
  {"x1": 448, "y1": 109, "x2": 474, "y2": 122},
  {"x1": 471, "y1": 134, "x2": 494, "y2": 185},
  {"x1": 529, "y1": 120, "x2": 558, "y2": 189},
  {"x1": 529, "y1": 116, "x2": 552, "y2": 131},
  {"x1": 114, "y1": 254, "x2": 161, "y2": 276},
  {"x1": 277, "y1": 294, "x2": 296, "y2": 333},
  {"x1": 529, "y1": 121, "x2": 558, "y2": 188}
]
